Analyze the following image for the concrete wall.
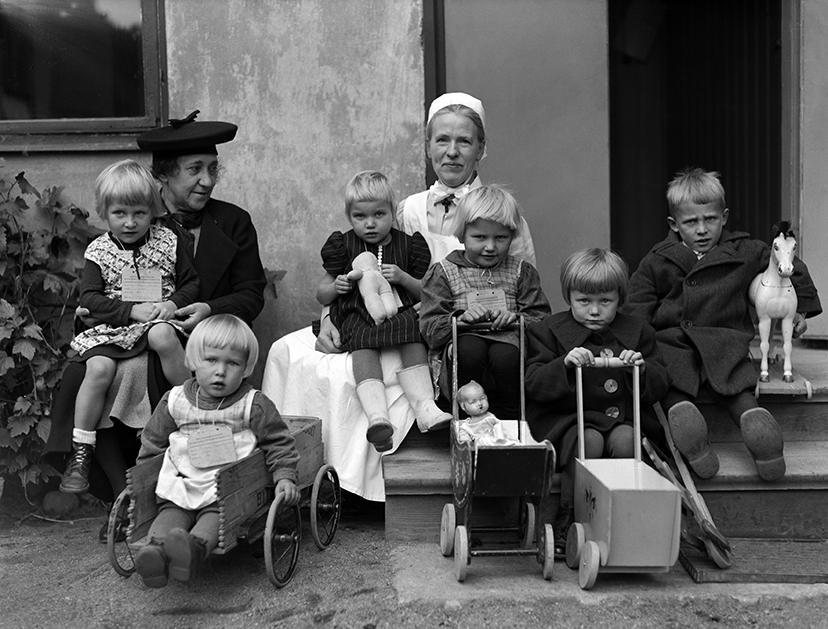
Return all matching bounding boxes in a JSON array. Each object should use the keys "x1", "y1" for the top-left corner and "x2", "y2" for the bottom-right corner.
[
  {"x1": 443, "y1": 0, "x2": 609, "y2": 311},
  {"x1": 164, "y1": 0, "x2": 425, "y2": 376}
]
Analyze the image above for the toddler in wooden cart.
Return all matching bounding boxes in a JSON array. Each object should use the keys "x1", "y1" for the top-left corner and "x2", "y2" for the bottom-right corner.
[{"x1": 134, "y1": 314, "x2": 300, "y2": 588}]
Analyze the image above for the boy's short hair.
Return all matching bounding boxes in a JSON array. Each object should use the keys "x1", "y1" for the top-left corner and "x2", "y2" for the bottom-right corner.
[
  {"x1": 666, "y1": 167, "x2": 726, "y2": 215},
  {"x1": 560, "y1": 248, "x2": 630, "y2": 305},
  {"x1": 185, "y1": 314, "x2": 260, "y2": 378},
  {"x1": 95, "y1": 159, "x2": 165, "y2": 220},
  {"x1": 453, "y1": 185, "x2": 522, "y2": 241},
  {"x1": 344, "y1": 170, "x2": 396, "y2": 215}
]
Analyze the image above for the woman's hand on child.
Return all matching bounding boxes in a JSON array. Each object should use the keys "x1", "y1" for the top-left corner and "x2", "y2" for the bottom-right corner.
[
  {"x1": 334, "y1": 274, "x2": 354, "y2": 295},
  {"x1": 564, "y1": 347, "x2": 595, "y2": 368},
  {"x1": 175, "y1": 302, "x2": 212, "y2": 332},
  {"x1": 131, "y1": 302, "x2": 160, "y2": 322},
  {"x1": 155, "y1": 301, "x2": 177, "y2": 320},
  {"x1": 275, "y1": 479, "x2": 300, "y2": 507}
]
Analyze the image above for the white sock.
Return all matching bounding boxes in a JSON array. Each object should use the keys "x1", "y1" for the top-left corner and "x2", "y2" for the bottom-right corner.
[{"x1": 72, "y1": 428, "x2": 96, "y2": 446}]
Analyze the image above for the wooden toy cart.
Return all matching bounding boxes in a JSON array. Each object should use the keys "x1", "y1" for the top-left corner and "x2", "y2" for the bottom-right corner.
[
  {"x1": 106, "y1": 416, "x2": 341, "y2": 588},
  {"x1": 438, "y1": 316, "x2": 557, "y2": 582},
  {"x1": 564, "y1": 358, "x2": 682, "y2": 590}
]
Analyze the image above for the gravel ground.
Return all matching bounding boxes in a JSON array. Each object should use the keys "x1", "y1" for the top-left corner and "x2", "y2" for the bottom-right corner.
[{"x1": 3, "y1": 483, "x2": 828, "y2": 629}]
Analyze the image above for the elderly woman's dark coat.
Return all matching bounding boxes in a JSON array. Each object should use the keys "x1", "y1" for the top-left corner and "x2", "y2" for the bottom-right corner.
[{"x1": 622, "y1": 229, "x2": 822, "y2": 397}]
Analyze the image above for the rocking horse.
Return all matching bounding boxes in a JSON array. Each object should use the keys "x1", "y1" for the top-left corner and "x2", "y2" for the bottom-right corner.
[{"x1": 748, "y1": 221, "x2": 798, "y2": 385}]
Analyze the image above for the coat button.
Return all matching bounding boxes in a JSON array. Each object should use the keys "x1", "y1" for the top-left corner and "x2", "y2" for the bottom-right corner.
[
  {"x1": 604, "y1": 379, "x2": 618, "y2": 393},
  {"x1": 605, "y1": 406, "x2": 620, "y2": 418},
  {"x1": 600, "y1": 348, "x2": 614, "y2": 359},
  {"x1": 683, "y1": 320, "x2": 693, "y2": 328}
]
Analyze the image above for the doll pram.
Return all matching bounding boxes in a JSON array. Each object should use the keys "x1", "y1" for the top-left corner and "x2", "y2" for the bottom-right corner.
[{"x1": 438, "y1": 316, "x2": 557, "y2": 582}]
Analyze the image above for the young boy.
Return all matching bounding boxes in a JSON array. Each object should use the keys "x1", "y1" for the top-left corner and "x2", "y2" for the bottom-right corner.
[{"x1": 623, "y1": 167, "x2": 822, "y2": 482}]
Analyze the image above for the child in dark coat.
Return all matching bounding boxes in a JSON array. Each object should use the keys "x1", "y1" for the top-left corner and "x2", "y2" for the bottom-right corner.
[
  {"x1": 622, "y1": 167, "x2": 821, "y2": 481},
  {"x1": 525, "y1": 248, "x2": 670, "y2": 556}
]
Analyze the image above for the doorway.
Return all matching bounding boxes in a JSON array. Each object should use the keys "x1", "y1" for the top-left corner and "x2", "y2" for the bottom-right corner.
[{"x1": 609, "y1": 0, "x2": 782, "y2": 271}]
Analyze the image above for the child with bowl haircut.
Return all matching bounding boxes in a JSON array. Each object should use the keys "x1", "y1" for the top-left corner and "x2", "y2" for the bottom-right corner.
[
  {"x1": 134, "y1": 314, "x2": 299, "y2": 588},
  {"x1": 60, "y1": 159, "x2": 199, "y2": 495},
  {"x1": 623, "y1": 167, "x2": 821, "y2": 481},
  {"x1": 525, "y1": 247, "x2": 670, "y2": 557},
  {"x1": 316, "y1": 171, "x2": 451, "y2": 452},
  {"x1": 419, "y1": 185, "x2": 551, "y2": 419}
]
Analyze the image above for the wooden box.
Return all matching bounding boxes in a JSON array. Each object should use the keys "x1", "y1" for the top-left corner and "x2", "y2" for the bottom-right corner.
[
  {"x1": 284, "y1": 415, "x2": 324, "y2": 488},
  {"x1": 575, "y1": 458, "x2": 681, "y2": 572}
]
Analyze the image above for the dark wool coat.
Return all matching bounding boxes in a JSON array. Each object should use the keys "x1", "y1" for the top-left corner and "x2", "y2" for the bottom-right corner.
[
  {"x1": 524, "y1": 311, "x2": 670, "y2": 465},
  {"x1": 622, "y1": 229, "x2": 822, "y2": 397},
  {"x1": 192, "y1": 198, "x2": 267, "y2": 325}
]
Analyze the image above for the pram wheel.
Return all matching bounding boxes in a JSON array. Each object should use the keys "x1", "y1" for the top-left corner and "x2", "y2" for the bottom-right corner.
[
  {"x1": 264, "y1": 495, "x2": 301, "y2": 588},
  {"x1": 541, "y1": 523, "x2": 555, "y2": 580},
  {"x1": 310, "y1": 464, "x2": 341, "y2": 550},
  {"x1": 454, "y1": 525, "x2": 469, "y2": 582},
  {"x1": 579, "y1": 540, "x2": 600, "y2": 590},
  {"x1": 565, "y1": 522, "x2": 585, "y2": 569},
  {"x1": 520, "y1": 501, "x2": 536, "y2": 549},
  {"x1": 440, "y1": 503, "x2": 456, "y2": 556},
  {"x1": 107, "y1": 490, "x2": 134, "y2": 577}
]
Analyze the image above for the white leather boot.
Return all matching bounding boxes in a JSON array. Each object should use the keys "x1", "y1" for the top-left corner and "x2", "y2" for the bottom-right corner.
[
  {"x1": 397, "y1": 365, "x2": 452, "y2": 433},
  {"x1": 355, "y1": 379, "x2": 394, "y2": 452}
]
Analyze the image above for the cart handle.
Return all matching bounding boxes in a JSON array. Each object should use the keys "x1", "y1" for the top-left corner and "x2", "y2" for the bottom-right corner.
[{"x1": 575, "y1": 357, "x2": 642, "y2": 462}]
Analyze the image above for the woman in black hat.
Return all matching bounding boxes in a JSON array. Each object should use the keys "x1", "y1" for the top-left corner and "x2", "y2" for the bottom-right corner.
[{"x1": 45, "y1": 112, "x2": 267, "y2": 535}]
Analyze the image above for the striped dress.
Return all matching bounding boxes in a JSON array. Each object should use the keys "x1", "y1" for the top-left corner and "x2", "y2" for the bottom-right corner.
[{"x1": 321, "y1": 229, "x2": 431, "y2": 351}]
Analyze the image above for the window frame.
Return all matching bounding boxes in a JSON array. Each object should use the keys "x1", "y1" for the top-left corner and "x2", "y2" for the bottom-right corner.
[{"x1": 0, "y1": 0, "x2": 167, "y2": 152}]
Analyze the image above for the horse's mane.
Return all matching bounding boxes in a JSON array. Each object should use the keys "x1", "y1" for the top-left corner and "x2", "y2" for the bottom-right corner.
[{"x1": 772, "y1": 220, "x2": 795, "y2": 239}]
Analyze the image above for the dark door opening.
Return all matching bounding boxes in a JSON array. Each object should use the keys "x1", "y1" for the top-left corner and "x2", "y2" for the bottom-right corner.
[{"x1": 609, "y1": 0, "x2": 782, "y2": 272}]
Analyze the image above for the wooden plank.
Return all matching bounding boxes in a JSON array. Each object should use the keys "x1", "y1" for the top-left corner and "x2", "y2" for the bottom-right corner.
[
  {"x1": 680, "y1": 538, "x2": 828, "y2": 583},
  {"x1": 216, "y1": 450, "x2": 268, "y2": 497},
  {"x1": 126, "y1": 455, "x2": 164, "y2": 538},
  {"x1": 704, "y1": 489, "x2": 828, "y2": 539}
]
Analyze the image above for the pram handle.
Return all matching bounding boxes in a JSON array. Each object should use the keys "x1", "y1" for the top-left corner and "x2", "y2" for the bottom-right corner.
[
  {"x1": 453, "y1": 321, "x2": 521, "y2": 332},
  {"x1": 575, "y1": 359, "x2": 642, "y2": 462}
]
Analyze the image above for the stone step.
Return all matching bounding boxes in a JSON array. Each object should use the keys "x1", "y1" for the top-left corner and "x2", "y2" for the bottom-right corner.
[{"x1": 384, "y1": 426, "x2": 828, "y2": 543}]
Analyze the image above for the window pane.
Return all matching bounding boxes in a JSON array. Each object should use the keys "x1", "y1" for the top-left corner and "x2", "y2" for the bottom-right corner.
[{"x1": 0, "y1": 0, "x2": 145, "y2": 121}]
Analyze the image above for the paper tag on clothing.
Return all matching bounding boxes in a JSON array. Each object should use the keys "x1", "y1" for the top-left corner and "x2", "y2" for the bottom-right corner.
[
  {"x1": 466, "y1": 288, "x2": 508, "y2": 313},
  {"x1": 188, "y1": 425, "x2": 237, "y2": 468},
  {"x1": 121, "y1": 268, "x2": 162, "y2": 302}
]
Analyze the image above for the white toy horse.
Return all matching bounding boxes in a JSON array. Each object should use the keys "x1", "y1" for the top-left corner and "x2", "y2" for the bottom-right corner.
[{"x1": 749, "y1": 221, "x2": 798, "y2": 383}]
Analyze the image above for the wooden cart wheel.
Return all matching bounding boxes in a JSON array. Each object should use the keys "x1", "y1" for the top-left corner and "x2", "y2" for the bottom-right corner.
[
  {"x1": 310, "y1": 464, "x2": 341, "y2": 550},
  {"x1": 541, "y1": 523, "x2": 555, "y2": 580},
  {"x1": 704, "y1": 537, "x2": 733, "y2": 570},
  {"x1": 107, "y1": 490, "x2": 134, "y2": 577},
  {"x1": 565, "y1": 522, "x2": 585, "y2": 570},
  {"x1": 264, "y1": 495, "x2": 301, "y2": 588},
  {"x1": 579, "y1": 540, "x2": 600, "y2": 590},
  {"x1": 520, "y1": 501, "x2": 537, "y2": 549},
  {"x1": 454, "y1": 525, "x2": 469, "y2": 582},
  {"x1": 440, "y1": 503, "x2": 456, "y2": 557}
]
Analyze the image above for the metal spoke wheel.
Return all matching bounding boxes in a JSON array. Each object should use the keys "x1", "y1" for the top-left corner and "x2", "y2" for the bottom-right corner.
[
  {"x1": 264, "y1": 495, "x2": 301, "y2": 588},
  {"x1": 310, "y1": 464, "x2": 341, "y2": 550},
  {"x1": 440, "y1": 503, "x2": 456, "y2": 557},
  {"x1": 107, "y1": 490, "x2": 134, "y2": 577}
]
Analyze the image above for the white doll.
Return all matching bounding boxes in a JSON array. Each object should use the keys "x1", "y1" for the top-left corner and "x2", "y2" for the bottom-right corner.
[{"x1": 457, "y1": 381, "x2": 519, "y2": 446}]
